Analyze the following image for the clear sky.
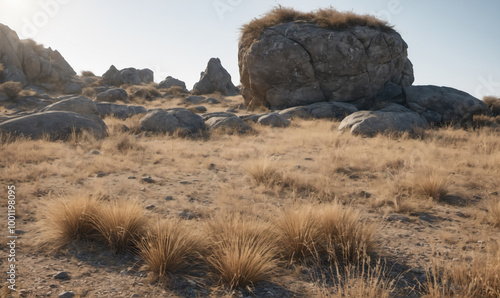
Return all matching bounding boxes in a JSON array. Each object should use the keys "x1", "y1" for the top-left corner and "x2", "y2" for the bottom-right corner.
[{"x1": 1, "y1": 0, "x2": 499, "y2": 98}]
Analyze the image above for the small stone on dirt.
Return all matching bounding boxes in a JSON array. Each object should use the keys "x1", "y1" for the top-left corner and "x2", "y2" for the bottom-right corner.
[
  {"x1": 58, "y1": 291, "x2": 75, "y2": 298},
  {"x1": 54, "y1": 271, "x2": 69, "y2": 280}
]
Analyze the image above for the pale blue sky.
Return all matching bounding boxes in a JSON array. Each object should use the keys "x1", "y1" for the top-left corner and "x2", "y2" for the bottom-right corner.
[{"x1": 1, "y1": 0, "x2": 499, "y2": 98}]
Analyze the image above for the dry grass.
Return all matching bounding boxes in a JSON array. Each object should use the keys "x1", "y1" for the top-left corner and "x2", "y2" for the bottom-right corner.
[
  {"x1": 205, "y1": 215, "x2": 279, "y2": 289},
  {"x1": 127, "y1": 83, "x2": 162, "y2": 101},
  {"x1": 81, "y1": 86, "x2": 97, "y2": 98},
  {"x1": 483, "y1": 96, "x2": 500, "y2": 116},
  {"x1": 424, "y1": 246, "x2": 500, "y2": 297},
  {"x1": 415, "y1": 170, "x2": 449, "y2": 200},
  {"x1": 37, "y1": 194, "x2": 100, "y2": 249},
  {"x1": 81, "y1": 70, "x2": 96, "y2": 77},
  {"x1": 488, "y1": 199, "x2": 500, "y2": 227},
  {"x1": 137, "y1": 219, "x2": 205, "y2": 277},
  {"x1": 163, "y1": 86, "x2": 188, "y2": 96},
  {"x1": 275, "y1": 203, "x2": 377, "y2": 264},
  {"x1": 240, "y1": 7, "x2": 393, "y2": 52},
  {"x1": 0, "y1": 62, "x2": 4, "y2": 80},
  {"x1": 91, "y1": 199, "x2": 148, "y2": 253},
  {"x1": 0, "y1": 81, "x2": 23, "y2": 99}
]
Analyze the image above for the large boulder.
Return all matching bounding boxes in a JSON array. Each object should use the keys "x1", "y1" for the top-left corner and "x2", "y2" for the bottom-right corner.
[
  {"x1": 192, "y1": 58, "x2": 238, "y2": 96},
  {"x1": 338, "y1": 104, "x2": 428, "y2": 136},
  {"x1": 0, "y1": 24, "x2": 76, "y2": 89},
  {"x1": 102, "y1": 65, "x2": 154, "y2": 86},
  {"x1": 257, "y1": 113, "x2": 290, "y2": 128},
  {"x1": 238, "y1": 8, "x2": 413, "y2": 109},
  {"x1": 0, "y1": 111, "x2": 108, "y2": 140},
  {"x1": 139, "y1": 108, "x2": 206, "y2": 135},
  {"x1": 404, "y1": 85, "x2": 491, "y2": 125},
  {"x1": 95, "y1": 103, "x2": 147, "y2": 119},
  {"x1": 280, "y1": 102, "x2": 358, "y2": 120}
]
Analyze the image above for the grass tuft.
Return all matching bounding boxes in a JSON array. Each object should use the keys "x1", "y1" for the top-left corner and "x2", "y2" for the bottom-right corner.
[
  {"x1": 483, "y1": 96, "x2": 500, "y2": 116},
  {"x1": 205, "y1": 215, "x2": 279, "y2": 289},
  {"x1": 91, "y1": 199, "x2": 147, "y2": 253},
  {"x1": 415, "y1": 170, "x2": 449, "y2": 200},
  {"x1": 0, "y1": 81, "x2": 23, "y2": 99},
  {"x1": 37, "y1": 195, "x2": 100, "y2": 249},
  {"x1": 137, "y1": 219, "x2": 205, "y2": 277},
  {"x1": 489, "y1": 199, "x2": 500, "y2": 227}
]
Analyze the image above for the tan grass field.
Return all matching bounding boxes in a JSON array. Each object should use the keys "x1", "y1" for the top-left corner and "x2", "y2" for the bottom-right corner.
[{"x1": 1, "y1": 94, "x2": 499, "y2": 297}]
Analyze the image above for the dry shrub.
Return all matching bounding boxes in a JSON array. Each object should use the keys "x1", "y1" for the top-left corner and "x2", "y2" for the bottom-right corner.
[
  {"x1": 205, "y1": 215, "x2": 279, "y2": 289},
  {"x1": 137, "y1": 219, "x2": 205, "y2": 277},
  {"x1": 127, "y1": 84, "x2": 162, "y2": 101},
  {"x1": 415, "y1": 170, "x2": 449, "y2": 200},
  {"x1": 276, "y1": 203, "x2": 377, "y2": 264},
  {"x1": 91, "y1": 199, "x2": 147, "y2": 253},
  {"x1": 240, "y1": 7, "x2": 392, "y2": 52},
  {"x1": 483, "y1": 96, "x2": 500, "y2": 116},
  {"x1": 37, "y1": 195, "x2": 100, "y2": 249},
  {"x1": 0, "y1": 81, "x2": 23, "y2": 99},
  {"x1": 81, "y1": 70, "x2": 96, "y2": 77},
  {"x1": 25, "y1": 38, "x2": 45, "y2": 54},
  {"x1": 489, "y1": 199, "x2": 500, "y2": 227},
  {"x1": 245, "y1": 159, "x2": 282, "y2": 186}
]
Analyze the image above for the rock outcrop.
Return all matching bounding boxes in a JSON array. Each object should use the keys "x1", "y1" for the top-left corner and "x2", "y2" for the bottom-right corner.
[
  {"x1": 205, "y1": 116, "x2": 253, "y2": 135},
  {"x1": 102, "y1": 65, "x2": 154, "y2": 86},
  {"x1": 193, "y1": 58, "x2": 238, "y2": 96},
  {"x1": 95, "y1": 103, "x2": 147, "y2": 119},
  {"x1": 157, "y1": 76, "x2": 187, "y2": 91},
  {"x1": 238, "y1": 8, "x2": 413, "y2": 109},
  {"x1": 95, "y1": 88, "x2": 128, "y2": 102},
  {"x1": 0, "y1": 24, "x2": 77, "y2": 91}
]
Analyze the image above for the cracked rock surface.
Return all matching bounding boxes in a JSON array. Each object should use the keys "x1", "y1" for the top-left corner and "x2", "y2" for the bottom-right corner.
[{"x1": 239, "y1": 22, "x2": 413, "y2": 109}]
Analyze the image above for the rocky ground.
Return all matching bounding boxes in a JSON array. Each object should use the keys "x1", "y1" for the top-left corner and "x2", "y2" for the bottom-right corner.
[{"x1": 0, "y1": 91, "x2": 499, "y2": 297}]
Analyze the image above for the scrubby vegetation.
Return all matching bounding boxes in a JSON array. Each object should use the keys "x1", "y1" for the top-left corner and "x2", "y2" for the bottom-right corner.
[
  {"x1": 240, "y1": 7, "x2": 393, "y2": 51},
  {"x1": 0, "y1": 81, "x2": 22, "y2": 99},
  {"x1": 484, "y1": 96, "x2": 500, "y2": 116},
  {"x1": 80, "y1": 70, "x2": 96, "y2": 77}
]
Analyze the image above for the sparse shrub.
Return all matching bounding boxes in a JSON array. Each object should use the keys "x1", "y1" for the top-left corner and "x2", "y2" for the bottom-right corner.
[
  {"x1": 0, "y1": 81, "x2": 23, "y2": 99},
  {"x1": 245, "y1": 159, "x2": 282, "y2": 186},
  {"x1": 81, "y1": 70, "x2": 96, "y2": 77},
  {"x1": 37, "y1": 195, "x2": 100, "y2": 249},
  {"x1": 91, "y1": 199, "x2": 147, "y2": 253},
  {"x1": 25, "y1": 38, "x2": 45, "y2": 55},
  {"x1": 205, "y1": 215, "x2": 279, "y2": 289},
  {"x1": 415, "y1": 170, "x2": 449, "y2": 200},
  {"x1": 484, "y1": 96, "x2": 500, "y2": 116},
  {"x1": 127, "y1": 84, "x2": 162, "y2": 101},
  {"x1": 137, "y1": 219, "x2": 205, "y2": 277}
]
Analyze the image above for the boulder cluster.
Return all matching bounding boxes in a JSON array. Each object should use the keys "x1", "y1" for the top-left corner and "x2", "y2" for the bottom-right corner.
[{"x1": 0, "y1": 7, "x2": 496, "y2": 139}]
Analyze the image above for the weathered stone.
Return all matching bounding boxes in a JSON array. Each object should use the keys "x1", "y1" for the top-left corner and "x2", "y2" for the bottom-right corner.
[
  {"x1": 205, "y1": 116, "x2": 253, "y2": 134},
  {"x1": 102, "y1": 65, "x2": 153, "y2": 86},
  {"x1": 95, "y1": 88, "x2": 128, "y2": 102},
  {"x1": 139, "y1": 108, "x2": 205, "y2": 135},
  {"x1": 257, "y1": 113, "x2": 290, "y2": 127},
  {"x1": 95, "y1": 103, "x2": 147, "y2": 119},
  {"x1": 339, "y1": 104, "x2": 428, "y2": 136},
  {"x1": 193, "y1": 58, "x2": 238, "y2": 96},
  {"x1": 158, "y1": 76, "x2": 187, "y2": 90}
]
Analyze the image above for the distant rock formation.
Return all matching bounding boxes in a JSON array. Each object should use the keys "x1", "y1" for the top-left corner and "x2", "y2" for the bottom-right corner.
[
  {"x1": 102, "y1": 65, "x2": 154, "y2": 86},
  {"x1": 193, "y1": 58, "x2": 238, "y2": 96},
  {"x1": 0, "y1": 24, "x2": 77, "y2": 92}
]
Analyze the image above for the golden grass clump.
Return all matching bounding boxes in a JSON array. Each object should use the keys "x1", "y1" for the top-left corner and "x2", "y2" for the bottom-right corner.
[
  {"x1": 415, "y1": 170, "x2": 449, "y2": 200},
  {"x1": 275, "y1": 205, "x2": 322, "y2": 261},
  {"x1": 240, "y1": 7, "x2": 393, "y2": 52},
  {"x1": 91, "y1": 199, "x2": 147, "y2": 253},
  {"x1": 489, "y1": 199, "x2": 500, "y2": 227},
  {"x1": 137, "y1": 219, "x2": 205, "y2": 277},
  {"x1": 205, "y1": 215, "x2": 279, "y2": 289},
  {"x1": 0, "y1": 81, "x2": 23, "y2": 99},
  {"x1": 245, "y1": 159, "x2": 282, "y2": 186},
  {"x1": 81, "y1": 87, "x2": 97, "y2": 99},
  {"x1": 276, "y1": 203, "x2": 377, "y2": 263},
  {"x1": 37, "y1": 195, "x2": 100, "y2": 249},
  {"x1": 81, "y1": 70, "x2": 96, "y2": 77},
  {"x1": 127, "y1": 84, "x2": 162, "y2": 101}
]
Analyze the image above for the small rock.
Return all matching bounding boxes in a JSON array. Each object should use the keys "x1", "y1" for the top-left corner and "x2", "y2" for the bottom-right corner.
[
  {"x1": 146, "y1": 205, "x2": 155, "y2": 210},
  {"x1": 410, "y1": 268, "x2": 425, "y2": 275},
  {"x1": 128, "y1": 176, "x2": 136, "y2": 179},
  {"x1": 189, "y1": 106, "x2": 207, "y2": 113},
  {"x1": 90, "y1": 150, "x2": 101, "y2": 155},
  {"x1": 387, "y1": 214, "x2": 410, "y2": 222},
  {"x1": 179, "y1": 181, "x2": 191, "y2": 185},
  {"x1": 165, "y1": 196, "x2": 174, "y2": 201},
  {"x1": 439, "y1": 195, "x2": 466, "y2": 207},
  {"x1": 130, "y1": 294, "x2": 140, "y2": 298},
  {"x1": 54, "y1": 271, "x2": 69, "y2": 280},
  {"x1": 203, "y1": 97, "x2": 221, "y2": 104},
  {"x1": 96, "y1": 172, "x2": 106, "y2": 178},
  {"x1": 58, "y1": 291, "x2": 75, "y2": 298},
  {"x1": 225, "y1": 108, "x2": 238, "y2": 113},
  {"x1": 141, "y1": 176, "x2": 156, "y2": 184},
  {"x1": 140, "y1": 188, "x2": 146, "y2": 192}
]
